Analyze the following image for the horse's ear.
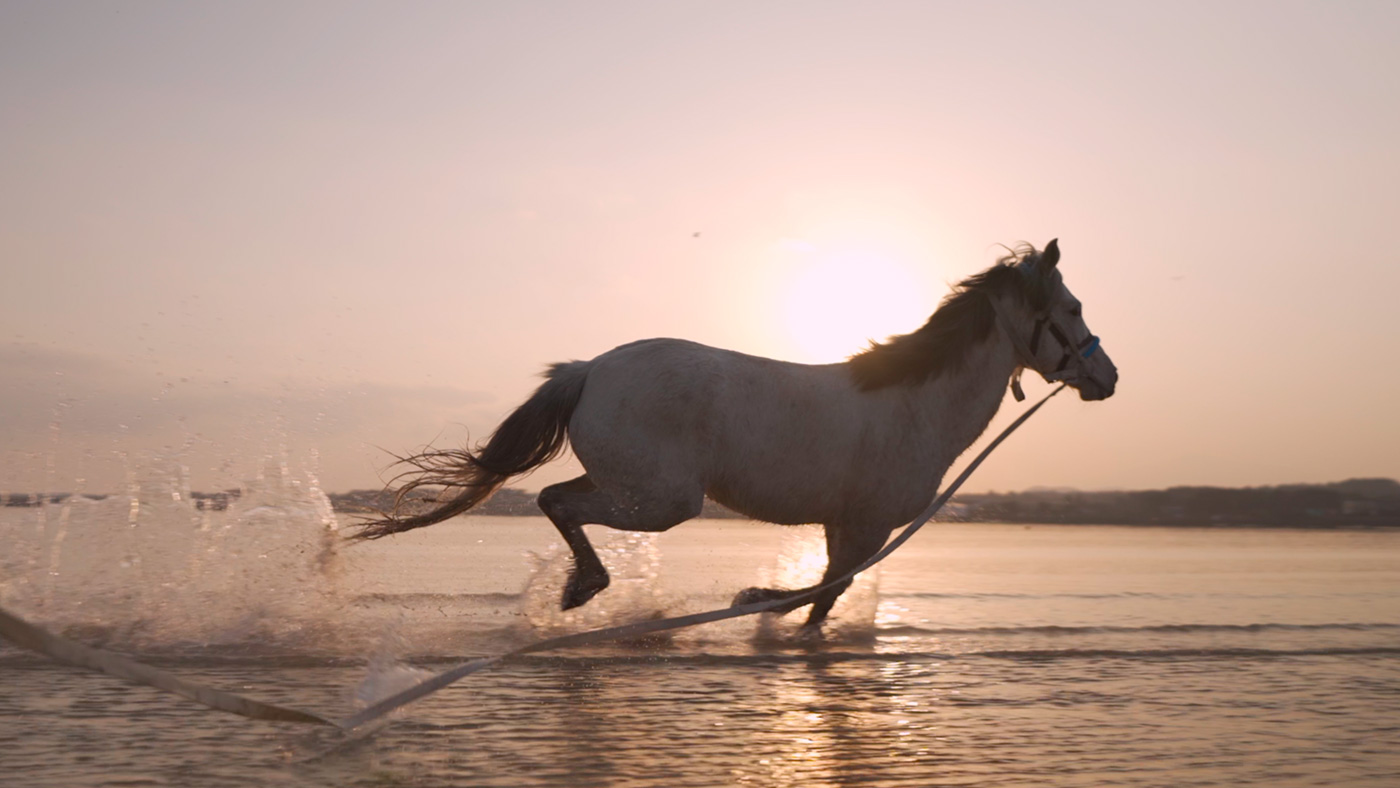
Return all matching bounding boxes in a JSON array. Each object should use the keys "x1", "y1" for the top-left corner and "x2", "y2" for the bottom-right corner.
[{"x1": 1041, "y1": 238, "x2": 1060, "y2": 271}]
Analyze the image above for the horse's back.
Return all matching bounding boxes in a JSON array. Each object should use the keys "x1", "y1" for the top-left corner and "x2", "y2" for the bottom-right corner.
[
  {"x1": 572, "y1": 337, "x2": 813, "y2": 446},
  {"x1": 578, "y1": 337, "x2": 845, "y2": 432}
]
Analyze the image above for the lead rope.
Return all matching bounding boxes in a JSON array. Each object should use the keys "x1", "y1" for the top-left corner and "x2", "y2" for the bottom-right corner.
[
  {"x1": 0, "y1": 605, "x2": 335, "y2": 725},
  {"x1": 0, "y1": 384, "x2": 1068, "y2": 730}
]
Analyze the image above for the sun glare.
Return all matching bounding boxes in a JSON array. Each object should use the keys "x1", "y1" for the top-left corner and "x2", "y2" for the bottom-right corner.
[{"x1": 776, "y1": 243, "x2": 933, "y2": 363}]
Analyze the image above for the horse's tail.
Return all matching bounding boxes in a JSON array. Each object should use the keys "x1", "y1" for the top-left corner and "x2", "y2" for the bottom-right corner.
[{"x1": 350, "y1": 361, "x2": 591, "y2": 541}]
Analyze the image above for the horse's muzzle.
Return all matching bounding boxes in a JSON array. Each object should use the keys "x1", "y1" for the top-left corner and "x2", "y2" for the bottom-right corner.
[{"x1": 1075, "y1": 358, "x2": 1118, "y2": 401}]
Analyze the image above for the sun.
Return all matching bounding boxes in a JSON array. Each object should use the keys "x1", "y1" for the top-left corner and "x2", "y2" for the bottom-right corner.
[{"x1": 776, "y1": 243, "x2": 933, "y2": 363}]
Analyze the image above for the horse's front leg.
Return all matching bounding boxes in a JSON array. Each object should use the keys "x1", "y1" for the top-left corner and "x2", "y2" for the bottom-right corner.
[
  {"x1": 731, "y1": 522, "x2": 891, "y2": 624},
  {"x1": 801, "y1": 522, "x2": 892, "y2": 631}
]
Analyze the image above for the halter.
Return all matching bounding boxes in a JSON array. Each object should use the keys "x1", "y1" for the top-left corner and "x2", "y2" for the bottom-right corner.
[{"x1": 990, "y1": 293, "x2": 1101, "y2": 401}]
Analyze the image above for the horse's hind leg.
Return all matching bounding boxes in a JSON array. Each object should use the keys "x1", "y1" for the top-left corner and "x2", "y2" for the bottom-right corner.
[
  {"x1": 537, "y1": 476, "x2": 609, "y2": 610},
  {"x1": 537, "y1": 475, "x2": 703, "y2": 611}
]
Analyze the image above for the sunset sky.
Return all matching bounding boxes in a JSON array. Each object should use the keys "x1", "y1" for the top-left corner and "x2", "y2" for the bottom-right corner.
[{"x1": 3, "y1": 1, "x2": 1398, "y2": 496}]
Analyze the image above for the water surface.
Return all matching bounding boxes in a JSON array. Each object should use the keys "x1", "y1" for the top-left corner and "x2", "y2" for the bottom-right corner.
[{"x1": 1, "y1": 498, "x2": 1397, "y2": 787}]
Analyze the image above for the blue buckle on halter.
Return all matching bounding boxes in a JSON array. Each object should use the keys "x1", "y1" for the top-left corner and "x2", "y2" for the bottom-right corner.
[{"x1": 1081, "y1": 336, "x2": 1101, "y2": 358}]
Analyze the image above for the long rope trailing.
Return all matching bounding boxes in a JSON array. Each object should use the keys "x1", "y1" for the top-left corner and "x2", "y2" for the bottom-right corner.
[
  {"x1": 0, "y1": 384, "x2": 1066, "y2": 730},
  {"x1": 0, "y1": 606, "x2": 335, "y2": 725}
]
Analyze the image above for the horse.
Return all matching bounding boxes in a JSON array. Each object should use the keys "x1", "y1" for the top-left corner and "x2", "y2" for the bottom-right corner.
[{"x1": 353, "y1": 239, "x2": 1117, "y2": 630}]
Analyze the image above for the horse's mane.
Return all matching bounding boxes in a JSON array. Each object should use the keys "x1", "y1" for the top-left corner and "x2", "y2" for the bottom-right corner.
[{"x1": 847, "y1": 244, "x2": 1055, "y2": 391}]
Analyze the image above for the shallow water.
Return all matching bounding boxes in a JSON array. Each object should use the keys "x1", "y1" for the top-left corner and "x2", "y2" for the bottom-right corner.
[{"x1": 1, "y1": 496, "x2": 1398, "y2": 787}]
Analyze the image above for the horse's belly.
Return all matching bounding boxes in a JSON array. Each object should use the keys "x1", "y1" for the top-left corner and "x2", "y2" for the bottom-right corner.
[
  {"x1": 704, "y1": 456, "x2": 934, "y2": 527},
  {"x1": 704, "y1": 484, "x2": 831, "y2": 526}
]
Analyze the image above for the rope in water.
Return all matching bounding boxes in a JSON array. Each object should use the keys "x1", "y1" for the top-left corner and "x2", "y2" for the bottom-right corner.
[{"x1": 0, "y1": 384, "x2": 1066, "y2": 730}]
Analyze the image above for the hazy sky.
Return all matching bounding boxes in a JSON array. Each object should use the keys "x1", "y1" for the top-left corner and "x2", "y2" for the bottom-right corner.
[{"x1": 3, "y1": 1, "x2": 1398, "y2": 496}]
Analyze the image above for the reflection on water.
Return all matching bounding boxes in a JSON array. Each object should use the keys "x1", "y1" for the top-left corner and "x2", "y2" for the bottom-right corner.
[
  {"x1": 2, "y1": 495, "x2": 1399, "y2": 786},
  {"x1": 7, "y1": 649, "x2": 1395, "y2": 788}
]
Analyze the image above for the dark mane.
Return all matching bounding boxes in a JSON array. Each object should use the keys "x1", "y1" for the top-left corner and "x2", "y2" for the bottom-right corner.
[{"x1": 846, "y1": 245, "x2": 1054, "y2": 391}]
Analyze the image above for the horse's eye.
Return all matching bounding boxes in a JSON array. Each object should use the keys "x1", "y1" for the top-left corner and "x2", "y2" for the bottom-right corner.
[{"x1": 1069, "y1": 306, "x2": 1082, "y2": 318}]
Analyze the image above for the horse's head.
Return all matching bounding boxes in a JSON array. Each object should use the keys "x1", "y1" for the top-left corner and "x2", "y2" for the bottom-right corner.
[{"x1": 994, "y1": 239, "x2": 1118, "y2": 402}]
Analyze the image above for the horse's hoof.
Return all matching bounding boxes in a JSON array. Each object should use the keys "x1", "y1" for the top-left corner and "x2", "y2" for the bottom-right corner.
[
  {"x1": 732, "y1": 586, "x2": 788, "y2": 608},
  {"x1": 561, "y1": 570, "x2": 609, "y2": 610}
]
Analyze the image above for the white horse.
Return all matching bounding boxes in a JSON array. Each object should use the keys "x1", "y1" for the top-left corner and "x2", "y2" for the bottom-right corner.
[{"x1": 355, "y1": 240, "x2": 1117, "y2": 629}]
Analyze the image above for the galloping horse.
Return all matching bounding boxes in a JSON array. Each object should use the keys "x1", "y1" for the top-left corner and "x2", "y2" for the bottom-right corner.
[{"x1": 354, "y1": 240, "x2": 1117, "y2": 629}]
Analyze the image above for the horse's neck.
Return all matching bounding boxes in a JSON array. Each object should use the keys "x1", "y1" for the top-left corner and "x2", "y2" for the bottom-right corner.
[{"x1": 910, "y1": 333, "x2": 1020, "y2": 466}]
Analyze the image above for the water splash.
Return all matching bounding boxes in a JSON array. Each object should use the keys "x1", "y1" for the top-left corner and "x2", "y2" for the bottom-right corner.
[
  {"x1": 354, "y1": 624, "x2": 439, "y2": 713},
  {"x1": 0, "y1": 451, "x2": 345, "y2": 654},
  {"x1": 519, "y1": 530, "x2": 671, "y2": 642}
]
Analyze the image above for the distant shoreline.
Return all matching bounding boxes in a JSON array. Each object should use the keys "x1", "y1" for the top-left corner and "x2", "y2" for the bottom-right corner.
[
  {"x1": 949, "y1": 478, "x2": 1400, "y2": 530},
  {"x1": 6, "y1": 477, "x2": 1398, "y2": 530}
]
